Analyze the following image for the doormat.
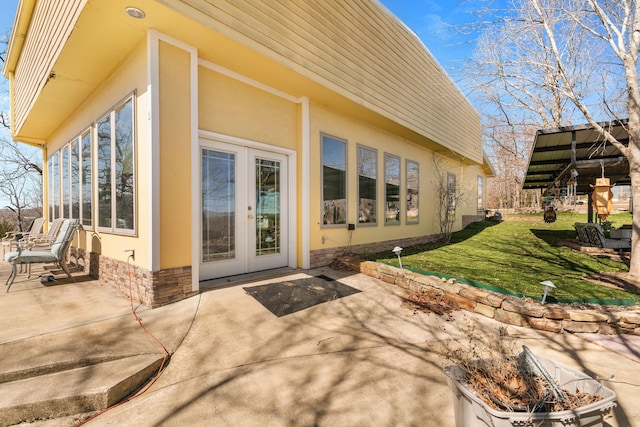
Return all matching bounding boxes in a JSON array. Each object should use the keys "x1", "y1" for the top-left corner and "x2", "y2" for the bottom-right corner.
[{"x1": 244, "y1": 275, "x2": 361, "y2": 317}]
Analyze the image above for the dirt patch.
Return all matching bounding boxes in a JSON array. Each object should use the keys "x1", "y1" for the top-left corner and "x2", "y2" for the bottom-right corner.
[{"x1": 402, "y1": 288, "x2": 460, "y2": 320}]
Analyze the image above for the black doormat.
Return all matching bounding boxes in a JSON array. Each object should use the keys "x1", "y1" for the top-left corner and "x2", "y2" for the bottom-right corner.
[{"x1": 243, "y1": 275, "x2": 361, "y2": 317}]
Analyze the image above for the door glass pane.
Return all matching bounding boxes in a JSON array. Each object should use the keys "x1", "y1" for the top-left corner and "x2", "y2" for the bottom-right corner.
[
  {"x1": 202, "y1": 149, "x2": 236, "y2": 262},
  {"x1": 255, "y1": 158, "x2": 280, "y2": 256}
]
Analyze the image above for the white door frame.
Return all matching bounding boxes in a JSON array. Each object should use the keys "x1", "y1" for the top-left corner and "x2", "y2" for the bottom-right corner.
[{"x1": 195, "y1": 130, "x2": 297, "y2": 283}]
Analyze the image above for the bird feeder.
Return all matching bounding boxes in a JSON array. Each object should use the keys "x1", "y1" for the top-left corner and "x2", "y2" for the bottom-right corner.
[{"x1": 590, "y1": 177, "x2": 614, "y2": 221}]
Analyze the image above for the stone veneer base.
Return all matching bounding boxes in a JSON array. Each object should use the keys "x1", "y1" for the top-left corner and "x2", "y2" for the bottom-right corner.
[
  {"x1": 337, "y1": 256, "x2": 640, "y2": 335},
  {"x1": 71, "y1": 248, "x2": 196, "y2": 308}
]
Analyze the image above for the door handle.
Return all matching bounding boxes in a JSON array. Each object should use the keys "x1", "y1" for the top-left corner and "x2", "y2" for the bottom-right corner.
[{"x1": 248, "y1": 215, "x2": 254, "y2": 220}]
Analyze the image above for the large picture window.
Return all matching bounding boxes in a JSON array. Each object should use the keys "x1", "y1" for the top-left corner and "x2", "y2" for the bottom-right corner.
[
  {"x1": 51, "y1": 152, "x2": 59, "y2": 219},
  {"x1": 384, "y1": 153, "x2": 401, "y2": 225},
  {"x1": 322, "y1": 134, "x2": 347, "y2": 226},
  {"x1": 81, "y1": 130, "x2": 93, "y2": 227},
  {"x1": 71, "y1": 139, "x2": 79, "y2": 220},
  {"x1": 48, "y1": 128, "x2": 93, "y2": 226},
  {"x1": 62, "y1": 145, "x2": 70, "y2": 218},
  {"x1": 97, "y1": 96, "x2": 135, "y2": 233},
  {"x1": 357, "y1": 145, "x2": 377, "y2": 225},
  {"x1": 406, "y1": 160, "x2": 419, "y2": 224}
]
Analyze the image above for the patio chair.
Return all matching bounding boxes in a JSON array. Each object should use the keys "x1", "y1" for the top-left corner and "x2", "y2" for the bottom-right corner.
[
  {"x1": 4, "y1": 219, "x2": 80, "y2": 292},
  {"x1": 574, "y1": 222, "x2": 631, "y2": 250},
  {"x1": 1, "y1": 217, "x2": 45, "y2": 255},
  {"x1": 21, "y1": 218, "x2": 66, "y2": 250}
]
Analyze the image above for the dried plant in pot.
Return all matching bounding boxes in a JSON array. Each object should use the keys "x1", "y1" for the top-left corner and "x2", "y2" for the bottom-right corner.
[{"x1": 442, "y1": 337, "x2": 617, "y2": 427}]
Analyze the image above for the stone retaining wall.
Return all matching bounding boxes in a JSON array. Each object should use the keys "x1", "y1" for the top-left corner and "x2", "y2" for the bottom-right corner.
[{"x1": 338, "y1": 256, "x2": 640, "y2": 335}]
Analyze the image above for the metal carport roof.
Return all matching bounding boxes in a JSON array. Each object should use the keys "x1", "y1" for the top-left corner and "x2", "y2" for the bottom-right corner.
[{"x1": 523, "y1": 120, "x2": 629, "y2": 195}]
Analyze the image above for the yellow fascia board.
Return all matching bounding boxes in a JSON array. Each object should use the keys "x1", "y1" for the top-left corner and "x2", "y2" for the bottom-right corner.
[{"x1": 2, "y1": 0, "x2": 36, "y2": 77}]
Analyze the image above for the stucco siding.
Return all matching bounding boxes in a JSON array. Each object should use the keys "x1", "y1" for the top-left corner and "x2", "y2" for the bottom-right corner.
[
  {"x1": 198, "y1": 65, "x2": 299, "y2": 151},
  {"x1": 159, "y1": 41, "x2": 193, "y2": 269},
  {"x1": 308, "y1": 102, "x2": 442, "y2": 253},
  {"x1": 45, "y1": 39, "x2": 150, "y2": 268},
  {"x1": 161, "y1": 0, "x2": 483, "y2": 163},
  {"x1": 12, "y1": 0, "x2": 85, "y2": 133}
]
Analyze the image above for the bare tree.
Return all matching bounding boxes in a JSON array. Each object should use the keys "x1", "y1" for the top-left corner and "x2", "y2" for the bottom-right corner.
[
  {"x1": 461, "y1": 0, "x2": 640, "y2": 274},
  {"x1": 433, "y1": 154, "x2": 465, "y2": 243},
  {"x1": 461, "y1": 0, "x2": 603, "y2": 211},
  {"x1": 514, "y1": 0, "x2": 640, "y2": 275},
  {"x1": 0, "y1": 31, "x2": 43, "y2": 228}
]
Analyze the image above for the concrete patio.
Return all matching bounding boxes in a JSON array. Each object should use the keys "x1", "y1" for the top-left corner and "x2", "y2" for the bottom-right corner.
[{"x1": 1, "y1": 260, "x2": 639, "y2": 426}]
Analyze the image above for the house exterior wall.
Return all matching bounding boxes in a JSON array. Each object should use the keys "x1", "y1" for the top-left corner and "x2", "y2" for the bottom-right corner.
[
  {"x1": 10, "y1": 0, "x2": 84, "y2": 134},
  {"x1": 198, "y1": 66, "x2": 299, "y2": 151},
  {"x1": 161, "y1": 0, "x2": 483, "y2": 163},
  {"x1": 46, "y1": 39, "x2": 152, "y2": 269},
  {"x1": 5, "y1": 0, "x2": 491, "y2": 307},
  {"x1": 159, "y1": 41, "x2": 193, "y2": 269}
]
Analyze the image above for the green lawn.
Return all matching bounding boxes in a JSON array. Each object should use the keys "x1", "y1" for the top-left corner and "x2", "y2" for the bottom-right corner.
[{"x1": 371, "y1": 211, "x2": 639, "y2": 304}]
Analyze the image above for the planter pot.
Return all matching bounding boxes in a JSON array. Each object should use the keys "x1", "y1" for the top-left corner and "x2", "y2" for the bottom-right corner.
[{"x1": 444, "y1": 355, "x2": 617, "y2": 427}]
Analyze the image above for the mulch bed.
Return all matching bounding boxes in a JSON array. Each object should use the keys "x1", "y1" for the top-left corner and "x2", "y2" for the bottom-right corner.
[{"x1": 402, "y1": 288, "x2": 460, "y2": 320}]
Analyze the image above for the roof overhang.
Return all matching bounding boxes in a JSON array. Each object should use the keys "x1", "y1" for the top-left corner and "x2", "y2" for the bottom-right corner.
[{"x1": 522, "y1": 120, "x2": 629, "y2": 195}]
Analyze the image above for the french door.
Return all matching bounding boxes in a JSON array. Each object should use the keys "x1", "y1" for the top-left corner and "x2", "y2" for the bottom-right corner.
[{"x1": 200, "y1": 140, "x2": 289, "y2": 280}]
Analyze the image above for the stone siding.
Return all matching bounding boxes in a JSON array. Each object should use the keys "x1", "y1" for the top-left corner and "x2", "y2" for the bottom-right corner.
[
  {"x1": 338, "y1": 256, "x2": 640, "y2": 335},
  {"x1": 70, "y1": 247, "x2": 196, "y2": 308},
  {"x1": 310, "y1": 234, "x2": 439, "y2": 269},
  {"x1": 462, "y1": 214, "x2": 485, "y2": 228}
]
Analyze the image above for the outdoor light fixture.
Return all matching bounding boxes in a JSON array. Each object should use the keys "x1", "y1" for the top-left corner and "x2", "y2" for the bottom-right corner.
[
  {"x1": 125, "y1": 7, "x2": 146, "y2": 19},
  {"x1": 392, "y1": 246, "x2": 403, "y2": 269},
  {"x1": 539, "y1": 280, "x2": 556, "y2": 305}
]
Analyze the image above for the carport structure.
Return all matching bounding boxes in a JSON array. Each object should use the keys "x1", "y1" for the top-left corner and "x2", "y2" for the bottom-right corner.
[{"x1": 523, "y1": 120, "x2": 630, "y2": 218}]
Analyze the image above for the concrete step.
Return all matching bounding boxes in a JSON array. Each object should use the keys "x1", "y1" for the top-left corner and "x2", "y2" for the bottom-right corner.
[{"x1": 0, "y1": 354, "x2": 164, "y2": 426}]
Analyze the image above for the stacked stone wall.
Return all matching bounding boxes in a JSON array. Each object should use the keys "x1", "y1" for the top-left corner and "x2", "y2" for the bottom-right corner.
[
  {"x1": 69, "y1": 247, "x2": 196, "y2": 308},
  {"x1": 339, "y1": 256, "x2": 640, "y2": 335}
]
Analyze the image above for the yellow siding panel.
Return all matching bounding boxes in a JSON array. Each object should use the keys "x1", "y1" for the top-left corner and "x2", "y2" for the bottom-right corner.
[
  {"x1": 12, "y1": 0, "x2": 85, "y2": 132},
  {"x1": 166, "y1": 0, "x2": 482, "y2": 162}
]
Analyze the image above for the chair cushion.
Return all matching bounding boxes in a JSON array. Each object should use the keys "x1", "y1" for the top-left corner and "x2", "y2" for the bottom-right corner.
[{"x1": 5, "y1": 250, "x2": 57, "y2": 264}]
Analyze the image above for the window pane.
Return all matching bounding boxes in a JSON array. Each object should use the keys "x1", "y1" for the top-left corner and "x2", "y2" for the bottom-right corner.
[
  {"x1": 322, "y1": 135, "x2": 347, "y2": 225},
  {"x1": 71, "y1": 139, "x2": 80, "y2": 219},
  {"x1": 81, "y1": 131, "x2": 93, "y2": 227},
  {"x1": 62, "y1": 146, "x2": 70, "y2": 218},
  {"x1": 52, "y1": 152, "x2": 59, "y2": 219},
  {"x1": 406, "y1": 160, "x2": 419, "y2": 223},
  {"x1": 202, "y1": 149, "x2": 235, "y2": 261},
  {"x1": 48, "y1": 157, "x2": 54, "y2": 219},
  {"x1": 256, "y1": 158, "x2": 281, "y2": 256},
  {"x1": 97, "y1": 116, "x2": 112, "y2": 228},
  {"x1": 115, "y1": 99, "x2": 134, "y2": 230},
  {"x1": 384, "y1": 153, "x2": 400, "y2": 224},
  {"x1": 357, "y1": 145, "x2": 377, "y2": 224}
]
